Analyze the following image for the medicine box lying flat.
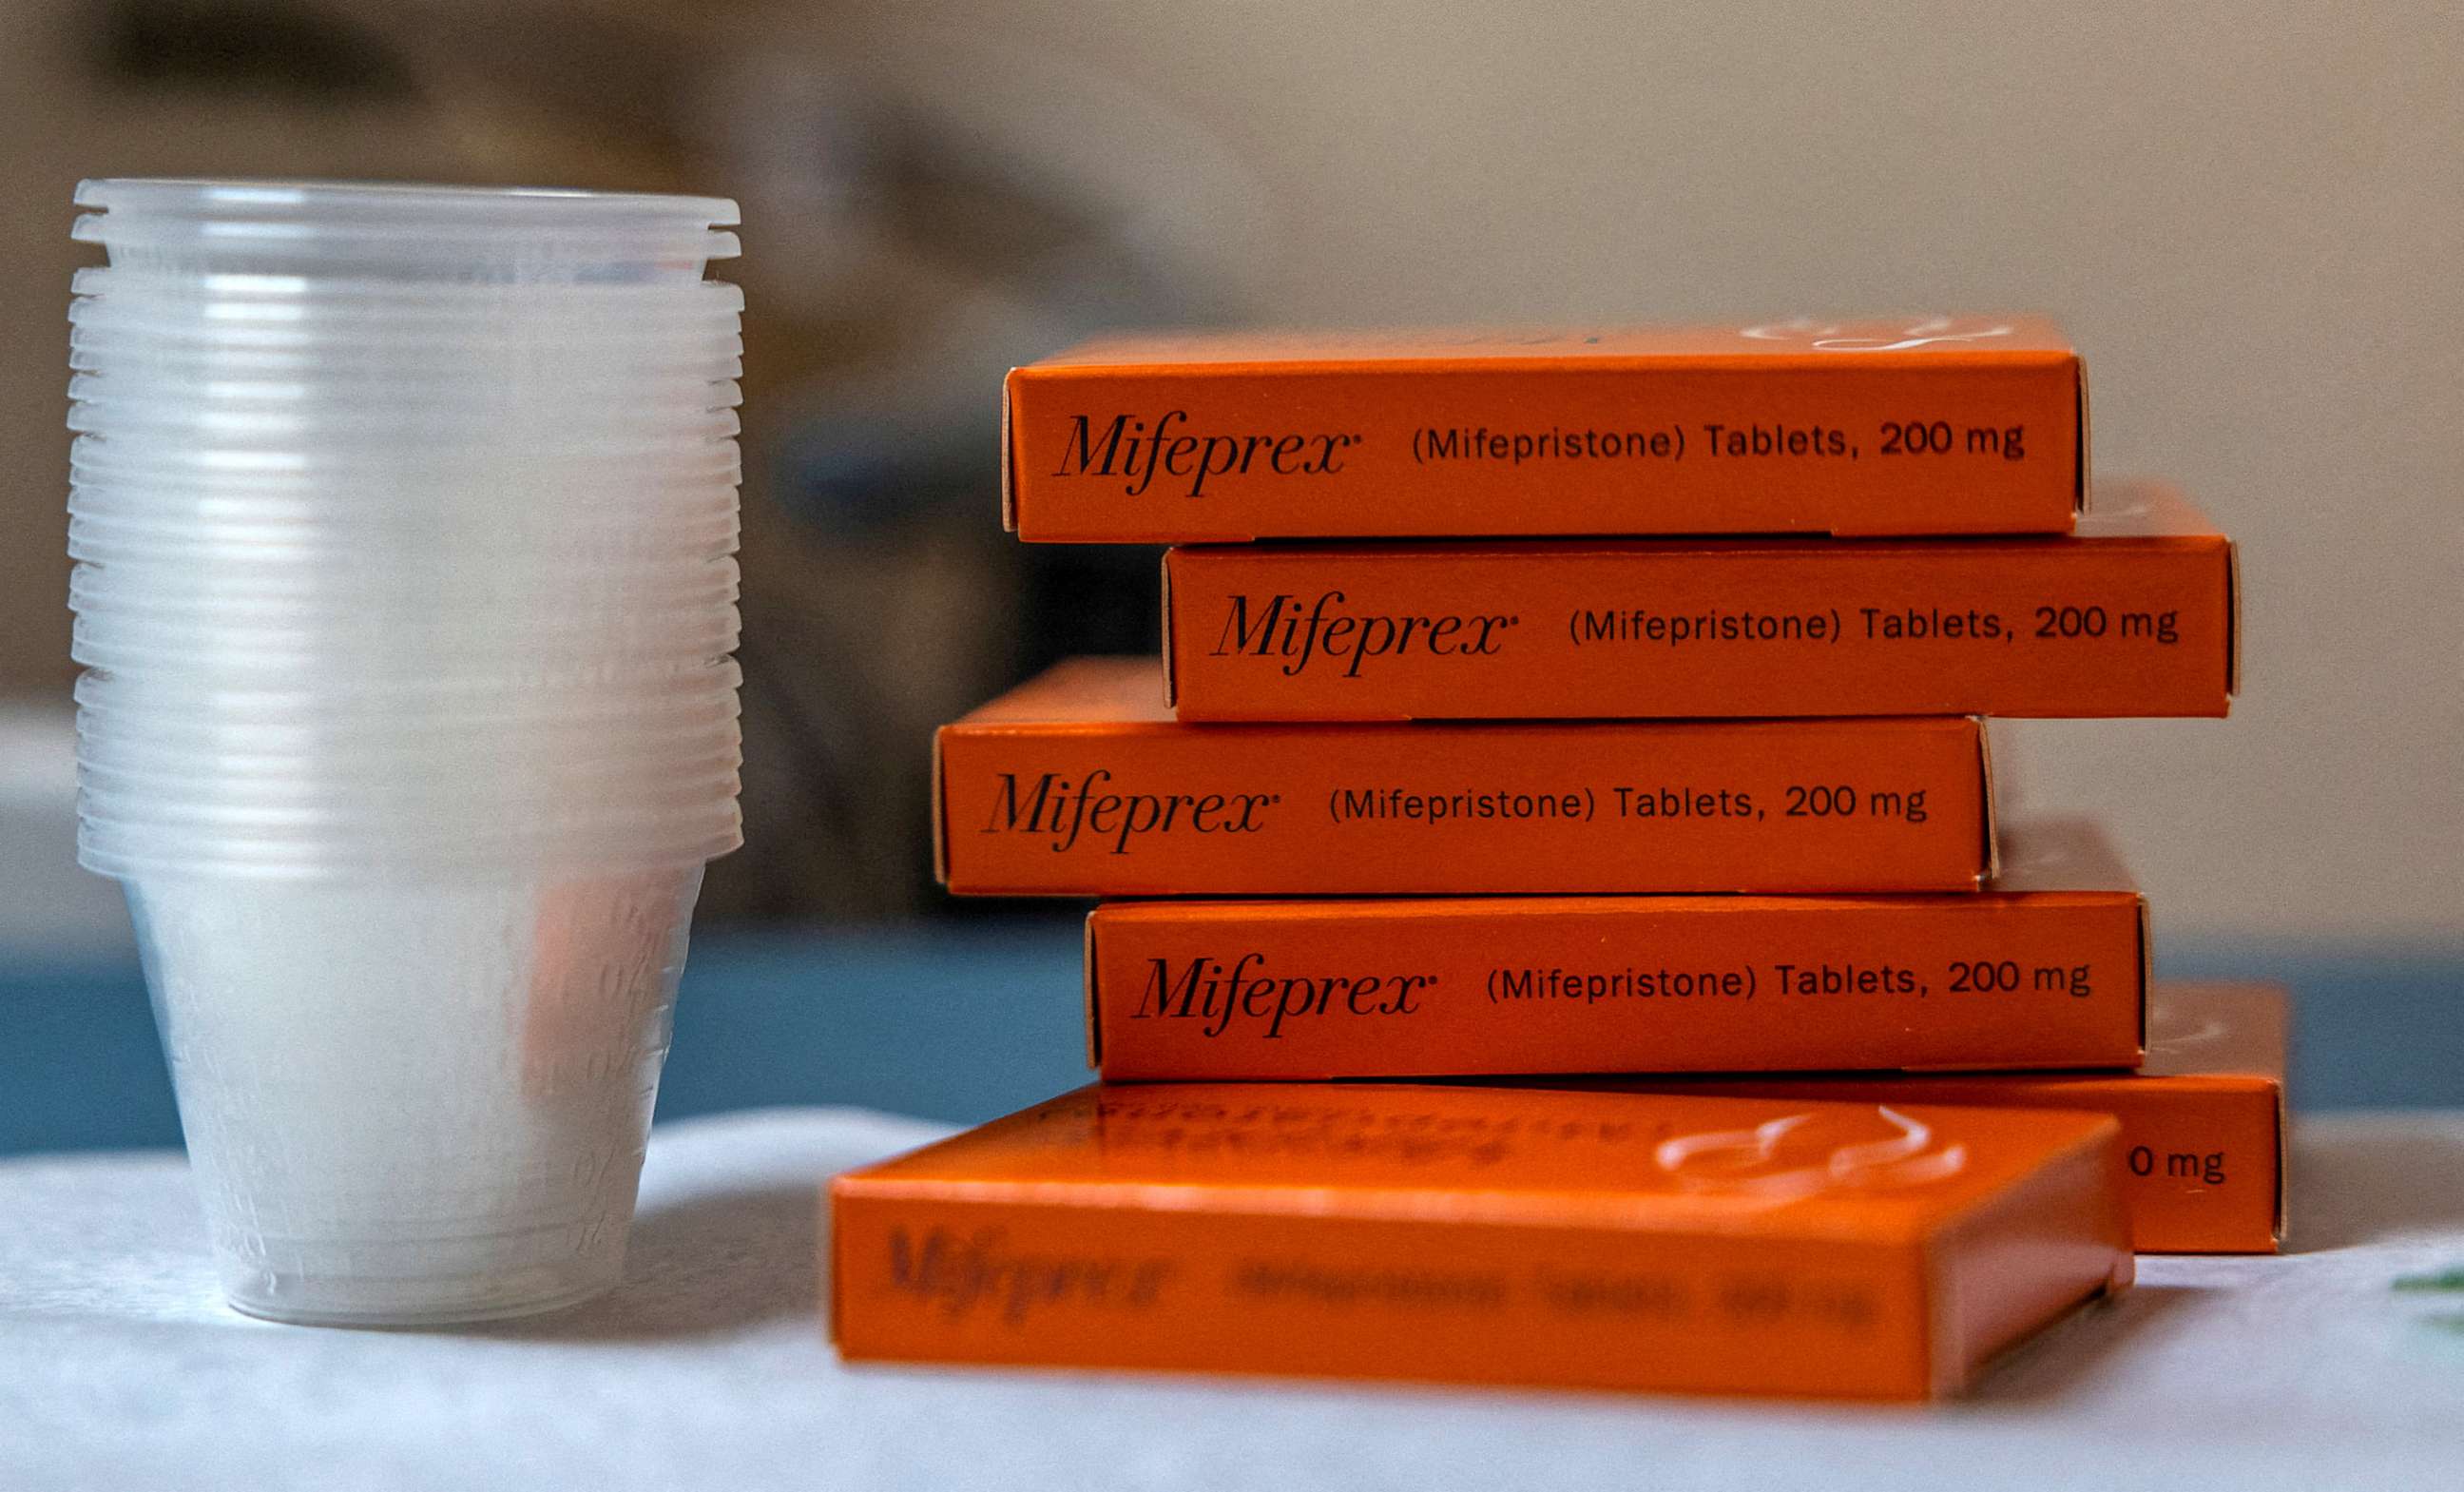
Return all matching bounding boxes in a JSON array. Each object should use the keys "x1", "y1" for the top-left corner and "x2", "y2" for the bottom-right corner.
[
  {"x1": 1548, "y1": 981, "x2": 2288, "y2": 1253},
  {"x1": 1003, "y1": 317, "x2": 2084, "y2": 541},
  {"x1": 831, "y1": 1083, "x2": 2133, "y2": 1401},
  {"x1": 1163, "y1": 479, "x2": 2236, "y2": 721},
  {"x1": 935, "y1": 658, "x2": 1995, "y2": 897},
  {"x1": 1085, "y1": 818, "x2": 2145, "y2": 1080}
]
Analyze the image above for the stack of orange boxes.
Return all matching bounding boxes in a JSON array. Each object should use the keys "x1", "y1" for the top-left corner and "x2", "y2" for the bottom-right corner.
[{"x1": 835, "y1": 318, "x2": 2280, "y2": 1401}]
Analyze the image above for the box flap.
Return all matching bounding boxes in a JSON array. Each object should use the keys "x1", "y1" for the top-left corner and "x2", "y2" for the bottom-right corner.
[
  {"x1": 1974, "y1": 718, "x2": 2001, "y2": 885},
  {"x1": 2271, "y1": 996, "x2": 2289, "y2": 1244},
  {"x1": 1160, "y1": 552, "x2": 1180, "y2": 707},
  {"x1": 999, "y1": 368, "x2": 1022, "y2": 533},
  {"x1": 929, "y1": 727, "x2": 952, "y2": 886},
  {"x1": 823, "y1": 1185, "x2": 847, "y2": 1345},
  {"x1": 2073, "y1": 359, "x2": 2092, "y2": 516},
  {"x1": 1082, "y1": 909, "x2": 1105, "y2": 1071},
  {"x1": 2226, "y1": 540, "x2": 2244, "y2": 698},
  {"x1": 2135, "y1": 898, "x2": 2154, "y2": 1059}
]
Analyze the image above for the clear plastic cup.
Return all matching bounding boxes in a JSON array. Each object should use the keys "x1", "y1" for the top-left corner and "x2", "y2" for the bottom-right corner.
[
  {"x1": 79, "y1": 629, "x2": 739, "y2": 685},
  {"x1": 74, "y1": 658, "x2": 742, "y2": 716},
  {"x1": 77, "y1": 755, "x2": 743, "y2": 806},
  {"x1": 69, "y1": 294, "x2": 740, "y2": 329},
  {"x1": 68, "y1": 431, "x2": 741, "y2": 478},
  {"x1": 67, "y1": 330, "x2": 745, "y2": 370},
  {"x1": 68, "y1": 472, "x2": 741, "y2": 513},
  {"x1": 77, "y1": 727, "x2": 742, "y2": 773},
  {"x1": 67, "y1": 274, "x2": 742, "y2": 312},
  {"x1": 78, "y1": 739, "x2": 742, "y2": 791},
  {"x1": 75, "y1": 735, "x2": 741, "y2": 782},
  {"x1": 75, "y1": 179, "x2": 738, "y2": 285},
  {"x1": 76, "y1": 673, "x2": 741, "y2": 722},
  {"x1": 66, "y1": 474, "x2": 743, "y2": 514},
  {"x1": 67, "y1": 404, "x2": 741, "y2": 445},
  {"x1": 72, "y1": 615, "x2": 741, "y2": 656},
  {"x1": 85, "y1": 745, "x2": 739, "y2": 796},
  {"x1": 76, "y1": 698, "x2": 741, "y2": 759},
  {"x1": 67, "y1": 450, "x2": 742, "y2": 490},
  {"x1": 70, "y1": 549, "x2": 737, "y2": 597},
  {"x1": 67, "y1": 310, "x2": 740, "y2": 342},
  {"x1": 71, "y1": 547, "x2": 737, "y2": 588},
  {"x1": 77, "y1": 707, "x2": 740, "y2": 768},
  {"x1": 65, "y1": 514, "x2": 740, "y2": 562},
  {"x1": 85, "y1": 800, "x2": 741, "y2": 868},
  {"x1": 84, "y1": 828, "x2": 745, "y2": 881},
  {"x1": 81, "y1": 796, "x2": 745, "y2": 871},
  {"x1": 67, "y1": 537, "x2": 740, "y2": 577},
  {"x1": 68, "y1": 294, "x2": 743, "y2": 332},
  {"x1": 122, "y1": 863, "x2": 701, "y2": 1324},
  {"x1": 71, "y1": 654, "x2": 741, "y2": 694},
  {"x1": 77, "y1": 719, "x2": 741, "y2": 780},
  {"x1": 65, "y1": 509, "x2": 741, "y2": 565},
  {"x1": 67, "y1": 381, "x2": 744, "y2": 422},
  {"x1": 70, "y1": 594, "x2": 741, "y2": 666},
  {"x1": 67, "y1": 607, "x2": 741, "y2": 656},
  {"x1": 75, "y1": 177, "x2": 736, "y2": 226},
  {"x1": 70, "y1": 633, "x2": 742, "y2": 685},
  {"x1": 65, "y1": 314, "x2": 744, "y2": 358},
  {"x1": 79, "y1": 800, "x2": 742, "y2": 859},
  {"x1": 87, "y1": 819, "x2": 741, "y2": 884},
  {"x1": 68, "y1": 565, "x2": 740, "y2": 607},
  {"x1": 71, "y1": 264, "x2": 746, "y2": 309},
  {"x1": 69, "y1": 324, "x2": 742, "y2": 366},
  {"x1": 67, "y1": 481, "x2": 742, "y2": 517},
  {"x1": 70, "y1": 345, "x2": 745, "y2": 387},
  {"x1": 75, "y1": 710, "x2": 741, "y2": 778},
  {"x1": 68, "y1": 461, "x2": 742, "y2": 498},
  {"x1": 67, "y1": 371, "x2": 743, "y2": 412},
  {"x1": 77, "y1": 763, "x2": 744, "y2": 827}
]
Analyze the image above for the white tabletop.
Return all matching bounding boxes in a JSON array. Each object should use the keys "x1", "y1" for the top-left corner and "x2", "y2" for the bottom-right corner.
[{"x1": 5, "y1": 1108, "x2": 2461, "y2": 1491}]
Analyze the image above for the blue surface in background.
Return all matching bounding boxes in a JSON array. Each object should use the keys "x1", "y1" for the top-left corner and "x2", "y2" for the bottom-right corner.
[{"x1": 3, "y1": 918, "x2": 2458, "y2": 1156}]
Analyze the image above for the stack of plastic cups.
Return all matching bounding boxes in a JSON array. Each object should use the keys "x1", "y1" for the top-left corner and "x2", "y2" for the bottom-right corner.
[{"x1": 65, "y1": 180, "x2": 745, "y2": 1326}]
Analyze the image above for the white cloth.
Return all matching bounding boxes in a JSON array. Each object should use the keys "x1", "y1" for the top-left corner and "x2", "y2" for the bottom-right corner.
[{"x1": 4, "y1": 1109, "x2": 2461, "y2": 1491}]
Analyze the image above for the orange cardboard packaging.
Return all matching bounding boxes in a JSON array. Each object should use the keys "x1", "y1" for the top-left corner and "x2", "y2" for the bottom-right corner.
[
  {"x1": 1003, "y1": 317, "x2": 2084, "y2": 541},
  {"x1": 1086, "y1": 819, "x2": 2144, "y2": 1081},
  {"x1": 1548, "y1": 983, "x2": 2288, "y2": 1253},
  {"x1": 1164, "y1": 479, "x2": 2237, "y2": 721},
  {"x1": 831, "y1": 1083, "x2": 2133, "y2": 1401},
  {"x1": 936, "y1": 658, "x2": 1994, "y2": 897}
]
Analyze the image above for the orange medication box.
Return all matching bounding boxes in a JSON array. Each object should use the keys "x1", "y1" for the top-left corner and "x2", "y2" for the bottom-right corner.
[
  {"x1": 1086, "y1": 819, "x2": 2144, "y2": 1081},
  {"x1": 1004, "y1": 318, "x2": 2084, "y2": 541},
  {"x1": 1163, "y1": 479, "x2": 2237, "y2": 721},
  {"x1": 831, "y1": 1084, "x2": 2133, "y2": 1401},
  {"x1": 935, "y1": 658, "x2": 1994, "y2": 897},
  {"x1": 1551, "y1": 982, "x2": 2288, "y2": 1253}
]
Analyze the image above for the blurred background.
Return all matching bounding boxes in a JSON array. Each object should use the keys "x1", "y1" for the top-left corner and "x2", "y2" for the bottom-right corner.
[{"x1": 1, "y1": 0, "x2": 2456, "y2": 1152}]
